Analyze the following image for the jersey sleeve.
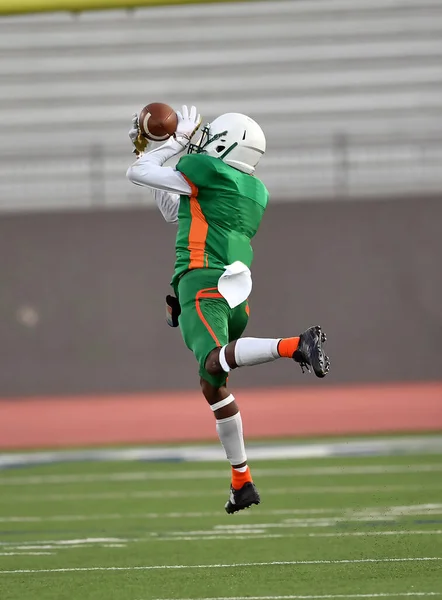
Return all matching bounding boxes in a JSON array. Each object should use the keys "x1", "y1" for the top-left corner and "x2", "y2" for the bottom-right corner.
[{"x1": 176, "y1": 154, "x2": 218, "y2": 190}]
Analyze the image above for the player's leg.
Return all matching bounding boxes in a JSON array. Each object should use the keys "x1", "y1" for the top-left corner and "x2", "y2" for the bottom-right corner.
[
  {"x1": 205, "y1": 326, "x2": 330, "y2": 380},
  {"x1": 213, "y1": 298, "x2": 260, "y2": 513},
  {"x1": 177, "y1": 270, "x2": 259, "y2": 513},
  {"x1": 200, "y1": 377, "x2": 260, "y2": 514},
  {"x1": 202, "y1": 302, "x2": 330, "y2": 511}
]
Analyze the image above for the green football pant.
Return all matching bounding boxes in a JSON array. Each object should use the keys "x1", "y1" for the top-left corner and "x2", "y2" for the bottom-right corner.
[{"x1": 177, "y1": 268, "x2": 249, "y2": 387}]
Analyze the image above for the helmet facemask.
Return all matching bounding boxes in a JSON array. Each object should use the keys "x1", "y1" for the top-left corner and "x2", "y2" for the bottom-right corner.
[{"x1": 188, "y1": 125, "x2": 231, "y2": 156}]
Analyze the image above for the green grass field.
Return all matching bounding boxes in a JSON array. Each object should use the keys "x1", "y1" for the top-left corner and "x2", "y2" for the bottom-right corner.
[{"x1": 1, "y1": 446, "x2": 442, "y2": 600}]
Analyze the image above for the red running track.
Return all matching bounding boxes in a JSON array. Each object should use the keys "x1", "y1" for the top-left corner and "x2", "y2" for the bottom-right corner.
[{"x1": 0, "y1": 382, "x2": 441, "y2": 449}]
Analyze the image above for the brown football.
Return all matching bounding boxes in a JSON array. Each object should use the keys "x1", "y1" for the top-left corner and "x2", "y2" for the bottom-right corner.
[{"x1": 138, "y1": 102, "x2": 178, "y2": 142}]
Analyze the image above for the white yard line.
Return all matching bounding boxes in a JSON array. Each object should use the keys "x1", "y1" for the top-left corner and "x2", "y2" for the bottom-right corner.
[
  {"x1": 9, "y1": 530, "x2": 440, "y2": 548},
  {"x1": 1, "y1": 529, "x2": 441, "y2": 548},
  {"x1": 2, "y1": 503, "x2": 442, "y2": 523},
  {"x1": 0, "y1": 512, "x2": 213, "y2": 523},
  {"x1": 0, "y1": 538, "x2": 124, "y2": 548},
  {"x1": 153, "y1": 530, "x2": 442, "y2": 542},
  {"x1": 0, "y1": 538, "x2": 125, "y2": 547},
  {"x1": 1, "y1": 464, "x2": 442, "y2": 486},
  {"x1": 1, "y1": 557, "x2": 441, "y2": 575},
  {"x1": 0, "y1": 552, "x2": 53, "y2": 556},
  {"x1": 148, "y1": 528, "x2": 442, "y2": 541},
  {"x1": 308, "y1": 530, "x2": 442, "y2": 538},
  {"x1": 146, "y1": 594, "x2": 441, "y2": 600},
  {"x1": 3, "y1": 484, "x2": 441, "y2": 503},
  {"x1": 145, "y1": 594, "x2": 442, "y2": 600},
  {"x1": 0, "y1": 544, "x2": 122, "y2": 551}
]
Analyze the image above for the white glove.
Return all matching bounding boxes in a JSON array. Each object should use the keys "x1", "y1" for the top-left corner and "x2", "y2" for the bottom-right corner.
[
  {"x1": 129, "y1": 113, "x2": 149, "y2": 156},
  {"x1": 174, "y1": 105, "x2": 201, "y2": 149}
]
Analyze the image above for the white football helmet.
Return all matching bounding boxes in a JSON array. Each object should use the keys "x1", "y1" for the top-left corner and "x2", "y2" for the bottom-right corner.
[{"x1": 188, "y1": 112, "x2": 266, "y2": 175}]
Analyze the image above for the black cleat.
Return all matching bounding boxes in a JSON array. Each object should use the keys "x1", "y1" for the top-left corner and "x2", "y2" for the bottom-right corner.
[
  {"x1": 225, "y1": 481, "x2": 261, "y2": 514},
  {"x1": 293, "y1": 325, "x2": 330, "y2": 378}
]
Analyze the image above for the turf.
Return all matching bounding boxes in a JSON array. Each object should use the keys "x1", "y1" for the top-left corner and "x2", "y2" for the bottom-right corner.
[{"x1": 0, "y1": 450, "x2": 441, "y2": 600}]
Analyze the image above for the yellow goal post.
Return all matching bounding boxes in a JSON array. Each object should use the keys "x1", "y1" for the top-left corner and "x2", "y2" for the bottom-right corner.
[{"x1": 0, "y1": 0, "x2": 254, "y2": 16}]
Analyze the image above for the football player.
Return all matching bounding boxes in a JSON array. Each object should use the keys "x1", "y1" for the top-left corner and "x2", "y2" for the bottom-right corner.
[{"x1": 127, "y1": 105, "x2": 330, "y2": 513}]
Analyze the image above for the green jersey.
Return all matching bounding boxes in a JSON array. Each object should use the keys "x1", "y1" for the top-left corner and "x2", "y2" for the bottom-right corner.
[{"x1": 172, "y1": 154, "x2": 269, "y2": 289}]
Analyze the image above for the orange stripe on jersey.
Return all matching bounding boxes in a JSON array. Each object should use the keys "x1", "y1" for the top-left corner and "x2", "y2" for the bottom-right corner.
[{"x1": 181, "y1": 173, "x2": 208, "y2": 270}]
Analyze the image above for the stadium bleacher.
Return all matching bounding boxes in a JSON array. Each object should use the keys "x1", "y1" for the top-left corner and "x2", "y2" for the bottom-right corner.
[{"x1": 0, "y1": 0, "x2": 441, "y2": 211}]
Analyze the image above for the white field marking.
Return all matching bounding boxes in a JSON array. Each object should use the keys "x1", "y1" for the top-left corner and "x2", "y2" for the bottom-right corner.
[
  {"x1": 152, "y1": 535, "x2": 289, "y2": 541},
  {"x1": 2, "y1": 503, "x2": 442, "y2": 524},
  {"x1": 2, "y1": 544, "x2": 124, "y2": 550},
  {"x1": 0, "y1": 544, "x2": 127, "y2": 551},
  {"x1": 0, "y1": 538, "x2": 127, "y2": 548},
  {"x1": 165, "y1": 518, "x2": 396, "y2": 533},
  {"x1": 1, "y1": 557, "x2": 441, "y2": 575},
  {"x1": 214, "y1": 521, "x2": 356, "y2": 530},
  {"x1": 1, "y1": 530, "x2": 442, "y2": 548},
  {"x1": 294, "y1": 504, "x2": 442, "y2": 519},
  {"x1": 3, "y1": 484, "x2": 442, "y2": 503},
  {"x1": 215, "y1": 518, "x2": 442, "y2": 530},
  {"x1": 161, "y1": 529, "x2": 269, "y2": 536},
  {"x1": 2, "y1": 464, "x2": 442, "y2": 486},
  {"x1": 308, "y1": 530, "x2": 442, "y2": 538},
  {"x1": 0, "y1": 552, "x2": 53, "y2": 556},
  {"x1": 353, "y1": 504, "x2": 442, "y2": 517},
  {"x1": 29, "y1": 530, "x2": 436, "y2": 550},
  {"x1": 0, "y1": 513, "x2": 397, "y2": 524},
  {"x1": 41, "y1": 537, "x2": 125, "y2": 546},
  {"x1": 1, "y1": 546, "x2": 61, "y2": 550},
  {"x1": 152, "y1": 530, "x2": 442, "y2": 542},
  {"x1": 145, "y1": 594, "x2": 442, "y2": 600}
]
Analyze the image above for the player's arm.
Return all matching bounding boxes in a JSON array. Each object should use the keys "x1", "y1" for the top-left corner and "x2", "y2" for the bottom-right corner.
[
  {"x1": 126, "y1": 114, "x2": 184, "y2": 223},
  {"x1": 126, "y1": 138, "x2": 191, "y2": 195},
  {"x1": 126, "y1": 105, "x2": 201, "y2": 197},
  {"x1": 151, "y1": 188, "x2": 180, "y2": 224},
  {"x1": 127, "y1": 138, "x2": 189, "y2": 224}
]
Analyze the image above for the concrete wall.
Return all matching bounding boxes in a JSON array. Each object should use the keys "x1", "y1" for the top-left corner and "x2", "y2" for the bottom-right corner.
[{"x1": 1, "y1": 195, "x2": 441, "y2": 397}]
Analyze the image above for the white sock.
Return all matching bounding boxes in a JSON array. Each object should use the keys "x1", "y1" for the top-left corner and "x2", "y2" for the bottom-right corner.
[
  {"x1": 234, "y1": 337, "x2": 280, "y2": 367},
  {"x1": 216, "y1": 412, "x2": 247, "y2": 466}
]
